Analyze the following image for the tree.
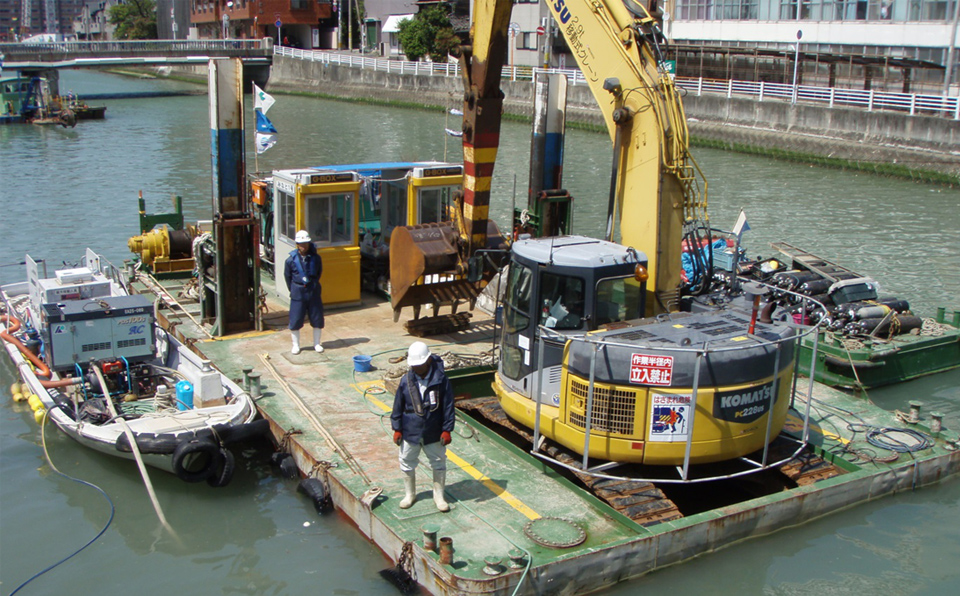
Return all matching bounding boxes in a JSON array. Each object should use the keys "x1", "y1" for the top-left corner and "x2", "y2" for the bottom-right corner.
[
  {"x1": 109, "y1": 0, "x2": 158, "y2": 40},
  {"x1": 397, "y1": 5, "x2": 459, "y2": 63}
]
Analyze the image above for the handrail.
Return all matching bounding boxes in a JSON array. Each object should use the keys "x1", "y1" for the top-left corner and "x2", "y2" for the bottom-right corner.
[
  {"x1": 274, "y1": 47, "x2": 960, "y2": 120},
  {"x1": 522, "y1": 282, "x2": 830, "y2": 485}
]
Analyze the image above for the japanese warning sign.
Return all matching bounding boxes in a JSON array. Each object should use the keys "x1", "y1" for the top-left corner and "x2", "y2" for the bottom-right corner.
[
  {"x1": 649, "y1": 394, "x2": 691, "y2": 442},
  {"x1": 629, "y1": 353, "x2": 674, "y2": 386}
]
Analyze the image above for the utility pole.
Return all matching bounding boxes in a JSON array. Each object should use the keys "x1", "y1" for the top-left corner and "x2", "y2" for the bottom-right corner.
[{"x1": 944, "y1": 0, "x2": 960, "y2": 95}]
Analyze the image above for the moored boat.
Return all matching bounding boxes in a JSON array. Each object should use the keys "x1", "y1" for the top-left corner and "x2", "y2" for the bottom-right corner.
[{"x1": 1, "y1": 250, "x2": 265, "y2": 486}]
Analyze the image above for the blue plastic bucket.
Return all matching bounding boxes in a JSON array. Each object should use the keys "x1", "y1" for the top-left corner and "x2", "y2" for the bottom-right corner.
[
  {"x1": 353, "y1": 355, "x2": 373, "y2": 372},
  {"x1": 175, "y1": 380, "x2": 194, "y2": 411}
]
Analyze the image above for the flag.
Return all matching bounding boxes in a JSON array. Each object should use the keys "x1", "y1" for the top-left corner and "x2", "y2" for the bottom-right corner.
[
  {"x1": 253, "y1": 84, "x2": 275, "y2": 114},
  {"x1": 255, "y1": 109, "x2": 277, "y2": 154},
  {"x1": 732, "y1": 209, "x2": 751, "y2": 238}
]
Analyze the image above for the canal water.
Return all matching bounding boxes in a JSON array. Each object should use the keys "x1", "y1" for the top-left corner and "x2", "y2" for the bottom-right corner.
[{"x1": 1, "y1": 70, "x2": 958, "y2": 595}]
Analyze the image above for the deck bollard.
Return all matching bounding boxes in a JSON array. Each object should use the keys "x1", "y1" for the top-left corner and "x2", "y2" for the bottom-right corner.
[
  {"x1": 507, "y1": 548, "x2": 526, "y2": 569},
  {"x1": 908, "y1": 400, "x2": 922, "y2": 424},
  {"x1": 248, "y1": 372, "x2": 262, "y2": 398},
  {"x1": 438, "y1": 537, "x2": 453, "y2": 565},
  {"x1": 241, "y1": 366, "x2": 253, "y2": 391},
  {"x1": 421, "y1": 523, "x2": 440, "y2": 552},
  {"x1": 482, "y1": 556, "x2": 502, "y2": 576},
  {"x1": 930, "y1": 412, "x2": 943, "y2": 434}
]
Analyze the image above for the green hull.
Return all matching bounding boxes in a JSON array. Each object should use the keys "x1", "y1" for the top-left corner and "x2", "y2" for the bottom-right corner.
[{"x1": 798, "y1": 321, "x2": 960, "y2": 389}]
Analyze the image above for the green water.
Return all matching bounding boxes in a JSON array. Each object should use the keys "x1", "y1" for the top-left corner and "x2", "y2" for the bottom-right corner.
[{"x1": 1, "y1": 69, "x2": 958, "y2": 595}]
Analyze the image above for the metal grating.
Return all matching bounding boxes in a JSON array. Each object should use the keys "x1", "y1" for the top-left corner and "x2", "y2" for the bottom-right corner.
[
  {"x1": 608, "y1": 329, "x2": 655, "y2": 342},
  {"x1": 117, "y1": 338, "x2": 147, "y2": 348},
  {"x1": 82, "y1": 341, "x2": 111, "y2": 352},
  {"x1": 568, "y1": 377, "x2": 636, "y2": 435},
  {"x1": 701, "y1": 325, "x2": 741, "y2": 337}
]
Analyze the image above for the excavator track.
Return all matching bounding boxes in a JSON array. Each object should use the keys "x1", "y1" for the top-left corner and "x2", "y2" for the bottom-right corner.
[{"x1": 458, "y1": 396, "x2": 683, "y2": 526}]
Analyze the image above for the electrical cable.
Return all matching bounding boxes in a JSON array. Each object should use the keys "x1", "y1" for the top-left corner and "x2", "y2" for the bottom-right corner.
[{"x1": 10, "y1": 414, "x2": 115, "y2": 596}]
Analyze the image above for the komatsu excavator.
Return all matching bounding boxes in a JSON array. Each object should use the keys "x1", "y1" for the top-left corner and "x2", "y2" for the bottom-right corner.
[{"x1": 392, "y1": 1, "x2": 803, "y2": 472}]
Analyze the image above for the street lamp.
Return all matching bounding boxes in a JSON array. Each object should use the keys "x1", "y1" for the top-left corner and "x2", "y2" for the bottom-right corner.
[{"x1": 791, "y1": 29, "x2": 802, "y2": 105}]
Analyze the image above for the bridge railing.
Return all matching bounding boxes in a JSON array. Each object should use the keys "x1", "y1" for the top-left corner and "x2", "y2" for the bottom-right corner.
[
  {"x1": 0, "y1": 39, "x2": 271, "y2": 59},
  {"x1": 276, "y1": 47, "x2": 960, "y2": 120}
]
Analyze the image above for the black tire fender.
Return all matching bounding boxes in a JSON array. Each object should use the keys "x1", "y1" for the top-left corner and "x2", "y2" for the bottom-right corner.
[
  {"x1": 207, "y1": 447, "x2": 236, "y2": 488},
  {"x1": 172, "y1": 438, "x2": 222, "y2": 483}
]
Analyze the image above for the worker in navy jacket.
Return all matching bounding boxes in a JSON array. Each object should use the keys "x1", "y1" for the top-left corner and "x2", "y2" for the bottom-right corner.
[
  {"x1": 391, "y1": 341, "x2": 455, "y2": 511},
  {"x1": 283, "y1": 230, "x2": 324, "y2": 354}
]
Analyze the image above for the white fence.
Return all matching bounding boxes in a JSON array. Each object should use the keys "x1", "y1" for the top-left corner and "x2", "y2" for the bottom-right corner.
[{"x1": 275, "y1": 46, "x2": 960, "y2": 120}]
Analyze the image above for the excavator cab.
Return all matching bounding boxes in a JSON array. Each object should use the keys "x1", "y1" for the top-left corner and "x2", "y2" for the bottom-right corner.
[{"x1": 498, "y1": 236, "x2": 648, "y2": 405}]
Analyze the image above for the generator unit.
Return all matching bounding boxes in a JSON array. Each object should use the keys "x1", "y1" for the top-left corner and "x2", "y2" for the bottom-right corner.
[
  {"x1": 29, "y1": 265, "x2": 112, "y2": 312},
  {"x1": 41, "y1": 295, "x2": 156, "y2": 371}
]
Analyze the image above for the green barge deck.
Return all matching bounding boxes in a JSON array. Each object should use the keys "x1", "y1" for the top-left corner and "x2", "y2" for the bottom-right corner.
[{"x1": 132, "y1": 273, "x2": 960, "y2": 596}]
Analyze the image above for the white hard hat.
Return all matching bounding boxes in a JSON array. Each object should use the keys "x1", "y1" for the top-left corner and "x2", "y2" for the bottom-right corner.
[
  {"x1": 295, "y1": 230, "x2": 312, "y2": 243},
  {"x1": 407, "y1": 341, "x2": 431, "y2": 367}
]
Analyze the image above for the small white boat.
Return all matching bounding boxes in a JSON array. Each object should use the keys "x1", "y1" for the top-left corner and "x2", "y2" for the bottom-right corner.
[{"x1": 1, "y1": 250, "x2": 265, "y2": 486}]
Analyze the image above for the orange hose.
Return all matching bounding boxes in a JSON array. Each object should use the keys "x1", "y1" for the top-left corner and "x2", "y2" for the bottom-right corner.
[{"x1": 1, "y1": 313, "x2": 79, "y2": 388}]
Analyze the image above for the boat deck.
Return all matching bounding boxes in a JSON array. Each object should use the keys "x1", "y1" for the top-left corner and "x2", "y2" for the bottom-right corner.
[{"x1": 131, "y1": 274, "x2": 960, "y2": 596}]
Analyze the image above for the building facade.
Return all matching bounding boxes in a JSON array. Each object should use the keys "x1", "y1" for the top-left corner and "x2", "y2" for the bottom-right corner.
[
  {"x1": 665, "y1": 0, "x2": 960, "y2": 92},
  {"x1": 3, "y1": 0, "x2": 86, "y2": 41},
  {"x1": 189, "y1": 0, "x2": 335, "y2": 47}
]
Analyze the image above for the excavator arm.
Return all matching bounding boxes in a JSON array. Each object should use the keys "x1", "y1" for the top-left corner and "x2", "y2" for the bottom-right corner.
[{"x1": 389, "y1": 0, "x2": 705, "y2": 326}]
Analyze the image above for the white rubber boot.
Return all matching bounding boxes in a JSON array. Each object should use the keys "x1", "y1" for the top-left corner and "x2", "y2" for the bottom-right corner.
[
  {"x1": 433, "y1": 469, "x2": 450, "y2": 512},
  {"x1": 399, "y1": 471, "x2": 416, "y2": 509},
  {"x1": 313, "y1": 328, "x2": 324, "y2": 353},
  {"x1": 291, "y1": 330, "x2": 301, "y2": 355}
]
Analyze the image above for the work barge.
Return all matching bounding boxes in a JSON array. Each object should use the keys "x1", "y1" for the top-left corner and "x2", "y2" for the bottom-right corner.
[{"x1": 131, "y1": 270, "x2": 960, "y2": 596}]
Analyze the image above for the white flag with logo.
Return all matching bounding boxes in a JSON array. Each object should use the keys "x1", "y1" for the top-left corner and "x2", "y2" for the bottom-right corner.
[
  {"x1": 732, "y1": 209, "x2": 751, "y2": 238},
  {"x1": 254, "y1": 84, "x2": 275, "y2": 114}
]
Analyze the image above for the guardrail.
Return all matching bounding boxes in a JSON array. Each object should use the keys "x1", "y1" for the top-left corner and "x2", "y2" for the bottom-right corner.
[
  {"x1": 277, "y1": 46, "x2": 960, "y2": 120},
  {"x1": 0, "y1": 39, "x2": 273, "y2": 66}
]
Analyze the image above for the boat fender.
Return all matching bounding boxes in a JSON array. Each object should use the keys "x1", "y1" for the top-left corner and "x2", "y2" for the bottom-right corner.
[
  {"x1": 115, "y1": 432, "x2": 182, "y2": 455},
  {"x1": 172, "y1": 438, "x2": 223, "y2": 483},
  {"x1": 271, "y1": 451, "x2": 300, "y2": 479},
  {"x1": 207, "y1": 447, "x2": 236, "y2": 488},
  {"x1": 197, "y1": 418, "x2": 271, "y2": 445},
  {"x1": 297, "y1": 477, "x2": 330, "y2": 513}
]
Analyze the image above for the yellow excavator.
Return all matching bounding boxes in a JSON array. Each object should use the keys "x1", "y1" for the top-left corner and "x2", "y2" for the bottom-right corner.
[{"x1": 392, "y1": 1, "x2": 799, "y2": 470}]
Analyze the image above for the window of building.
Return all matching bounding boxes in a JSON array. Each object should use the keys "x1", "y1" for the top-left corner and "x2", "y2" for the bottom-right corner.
[
  {"x1": 516, "y1": 32, "x2": 538, "y2": 50},
  {"x1": 304, "y1": 193, "x2": 353, "y2": 246},
  {"x1": 417, "y1": 185, "x2": 455, "y2": 224},
  {"x1": 909, "y1": 0, "x2": 952, "y2": 19},
  {"x1": 382, "y1": 180, "x2": 407, "y2": 239},
  {"x1": 278, "y1": 190, "x2": 296, "y2": 243}
]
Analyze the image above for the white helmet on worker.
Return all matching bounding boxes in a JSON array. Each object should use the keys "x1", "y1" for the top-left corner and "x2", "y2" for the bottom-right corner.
[
  {"x1": 407, "y1": 341, "x2": 431, "y2": 367},
  {"x1": 295, "y1": 230, "x2": 312, "y2": 243}
]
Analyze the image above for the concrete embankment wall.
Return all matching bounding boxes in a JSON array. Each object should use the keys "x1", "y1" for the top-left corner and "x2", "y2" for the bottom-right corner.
[{"x1": 166, "y1": 57, "x2": 960, "y2": 183}]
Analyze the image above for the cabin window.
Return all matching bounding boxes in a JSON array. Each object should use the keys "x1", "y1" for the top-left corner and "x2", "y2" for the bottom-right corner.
[
  {"x1": 539, "y1": 273, "x2": 584, "y2": 330},
  {"x1": 501, "y1": 262, "x2": 534, "y2": 380},
  {"x1": 595, "y1": 277, "x2": 643, "y2": 326},
  {"x1": 417, "y1": 185, "x2": 455, "y2": 224},
  {"x1": 382, "y1": 180, "x2": 407, "y2": 239},
  {"x1": 304, "y1": 193, "x2": 353, "y2": 246},
  {"x1": 278, "y1": 189, "x2": 297, "y2": 243}
]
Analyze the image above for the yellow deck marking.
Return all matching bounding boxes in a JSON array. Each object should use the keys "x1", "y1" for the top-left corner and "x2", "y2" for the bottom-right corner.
[
  {"x1": 359, "y1": 380, "x2": 541, "y2": 520},
  {"x1": 201, "y1": 329, "x2": 277, "y2": 342}
]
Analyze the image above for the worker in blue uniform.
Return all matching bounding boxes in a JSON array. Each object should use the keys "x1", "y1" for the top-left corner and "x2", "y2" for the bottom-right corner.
[
  {"x1": 391, "y1": 341, "x2": 455, "y2": 511},
  {"x1": 284, "y1": 230, "x2": 324, "y2": 354}
]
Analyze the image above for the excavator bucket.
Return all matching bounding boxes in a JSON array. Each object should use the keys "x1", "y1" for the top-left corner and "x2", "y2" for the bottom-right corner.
[{"x1": 390, "y1": 221, "x2": 507, "y2": 336}]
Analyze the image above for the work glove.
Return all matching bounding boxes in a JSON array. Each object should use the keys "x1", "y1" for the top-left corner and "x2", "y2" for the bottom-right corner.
[
  {"x1": 440, "y1": 431, "x2": 452, "y2": 446},
  {"x1": 394, "y1": 431, "x2": 403, "y2": 446}
]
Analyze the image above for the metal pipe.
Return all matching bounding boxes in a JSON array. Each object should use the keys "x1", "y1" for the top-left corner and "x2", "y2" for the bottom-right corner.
[
  {"x1": 581, "y1": 342, "x2": 599, "y2": 471},
  {"x1": 760, "y1": 344, "x2": 783, "y2": 467},
  {"x1": 801, "y1": 329, "x2": 819, "y2": 446},
  {"x1": 681, "y1": 347, "x2": 705, "y2": 480},
  {"x1": 532, "y1": 327, "x2": 546, "y2": 455}
]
